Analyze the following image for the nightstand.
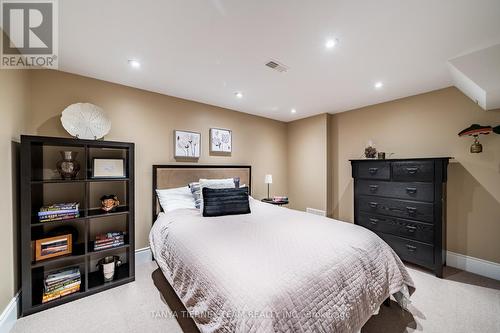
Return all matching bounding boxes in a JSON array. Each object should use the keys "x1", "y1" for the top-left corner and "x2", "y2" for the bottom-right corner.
[{"x1": 261, "y1": 198, "x2": 289, "y2": 206}]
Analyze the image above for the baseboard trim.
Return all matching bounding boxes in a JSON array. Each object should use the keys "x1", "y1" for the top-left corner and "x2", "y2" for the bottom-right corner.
[
  {"x1": 135, "y1": 247, "x2": 153, "y2": 265},
  {"x1": 0, "y1": 292, "x2": 19, "y2": 333},
  {"x1": 447, "y1": 251, "x2": 500, "y2": 280}
]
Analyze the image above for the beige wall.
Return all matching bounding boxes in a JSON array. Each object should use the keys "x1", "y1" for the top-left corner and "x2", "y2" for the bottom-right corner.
[
  {"x1": 28, "y1": 70, "x2": 289, "y2": 250},
  {"x1": 287, "y1": 114, "x2": 330, "y2": 213},
  {"x1": 330, "y1": 87, "x2": 500, "y2": 263},
  {"x1": 0, "y1": 70, "x2": 30, "y2": 310}
]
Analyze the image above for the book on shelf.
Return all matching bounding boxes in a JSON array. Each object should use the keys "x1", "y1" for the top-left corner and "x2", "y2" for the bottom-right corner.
[
  {"x1": 42, "y1": 284, "x2": 80, "y2": 303},
  {"x1": 94, "y1": 240, "x2": 123, "y2": 247},
  {"x1": 45, "y1": 267, "x2": 80, "y2": 284},
  {"x1": 39, "y1": 203, "x2": 79, "y2": 212},
  {"x1": 38, "y1": 209, "x2": 79, "y2": 217},
  {"x1": 42, "y1": 267, "x2": 81, "y2": 303},
  {"x1": 38, "y1": 213, "x2": 80, "y2": 223},
  {"x1": 45, "y1": 279, "x2": 81, "y2": 293},
  {"x1": 94, "y1": 235, "x2": 124, "y2": 244},
  {"x1": 95, "y1": 232, "x2": 124, "y2": 240},
  {"x1": 93, "y1": 232, "x2": 126, "y2": 251},
  {"x1": 94, "y1": 240, "x2": 125, "y2": 251},
  {"x1": 38, "y1": 202, "x2": 80, "y2": 222},
  {"x1": 94, "y1": 242, "x2": 125, "y2": 251}
]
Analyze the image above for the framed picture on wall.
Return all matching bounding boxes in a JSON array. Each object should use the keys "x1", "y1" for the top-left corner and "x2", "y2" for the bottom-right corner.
[
  {"x1": 174, "y1": 130, "x2": 201, "y2": 159},
  {"x1": 210, "y1": 128, "x2": 232, "y2": 154}
]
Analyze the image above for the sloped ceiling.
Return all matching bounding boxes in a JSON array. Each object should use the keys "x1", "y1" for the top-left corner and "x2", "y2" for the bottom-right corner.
[{"x1": 448, "y1": 44, "x2": 500, "y2": 110}]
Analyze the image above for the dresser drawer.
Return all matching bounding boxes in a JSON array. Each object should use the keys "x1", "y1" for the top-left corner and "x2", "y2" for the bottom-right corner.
[
  {"x1": 358, "y1": 212, "x2": 434, "y2": 243},
  {"x1": 392, "y1": 161, "x2": 434, "y2": 182},
  {"x1": 379, "y1": 233, "x2": 434, "y2": 267},
  {"x1": 354, "y1": 162, "x2": 390, "y2": 180},
  {"x1": 358, "y1": 195, "x2": 434, "y2": 222},
  {"x1": 356, "y1": 180, "x2": 434, "y2": 202}
]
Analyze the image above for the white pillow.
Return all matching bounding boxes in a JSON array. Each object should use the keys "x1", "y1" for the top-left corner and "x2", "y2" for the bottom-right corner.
[
  {"x1": 156, "y1": 186, "x2": 196, "y2": 212},
  {"x1": 199, "y1": 178, "x2": 236, "y2": 190}
]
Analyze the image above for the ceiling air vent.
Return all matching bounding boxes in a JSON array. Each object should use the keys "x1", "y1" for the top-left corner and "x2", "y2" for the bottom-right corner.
[{"x1": 265, "y1": 60, "x2": 289, "y2": 73}]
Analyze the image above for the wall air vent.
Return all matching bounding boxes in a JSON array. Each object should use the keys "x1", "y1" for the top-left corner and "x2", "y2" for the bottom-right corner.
[
  {"x1": 265, "y1": 60, "x2": 289, "y2": 73},
  {"x1": 306, "y1": 208, "x2": 326, "y2": 217}
]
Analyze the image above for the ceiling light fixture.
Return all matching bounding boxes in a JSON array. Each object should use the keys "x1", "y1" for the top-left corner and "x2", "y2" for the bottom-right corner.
[
  {"x1": 235, "y1": 92, "x2": 243, "y2": 99},
  {"x1": 374, "y1": 81, "x2": 384, "y2": 89},
  {"x1": 325, "y1": 38, "x2": 338, "y2": 49},
  {"x1": 128, "y1": 59, "x2": 141, "y2": 68},
  {"x1": 291, "y1": 108, "x2": 297, "y2": 114}
]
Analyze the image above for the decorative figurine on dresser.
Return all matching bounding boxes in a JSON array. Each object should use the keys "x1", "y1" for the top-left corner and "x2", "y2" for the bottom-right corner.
[{"x1": 350, "y1": 157, "x2": 451, "y2": 277}]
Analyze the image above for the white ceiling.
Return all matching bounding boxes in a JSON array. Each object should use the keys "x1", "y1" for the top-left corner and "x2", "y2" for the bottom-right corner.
[{"x1": 59, "y1": 0, "x2": 500, "y2": 122}]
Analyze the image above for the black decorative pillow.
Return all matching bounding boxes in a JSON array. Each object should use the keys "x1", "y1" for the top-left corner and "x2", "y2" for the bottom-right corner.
[{"x1": 202, "y1": 187, "x2": 250, "y2": 217}]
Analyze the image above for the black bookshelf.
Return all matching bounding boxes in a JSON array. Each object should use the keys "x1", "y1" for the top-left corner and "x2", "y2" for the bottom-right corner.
[{"x1": 20, "y1": 135, "x2": 135, "y2": 316}]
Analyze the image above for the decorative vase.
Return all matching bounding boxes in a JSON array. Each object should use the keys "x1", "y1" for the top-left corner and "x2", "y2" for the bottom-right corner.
[
  {"x1": 56, "y1": 151, "x2": 81, "y2": 180},
  {"x1": 364, "y1": 146, "x2": 377, "y2": 158}
]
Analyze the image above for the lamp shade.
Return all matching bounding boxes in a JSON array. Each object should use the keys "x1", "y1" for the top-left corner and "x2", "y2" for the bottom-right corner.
[{"x1": 264, "y1": 174, "x2": 273, "y2": 184}]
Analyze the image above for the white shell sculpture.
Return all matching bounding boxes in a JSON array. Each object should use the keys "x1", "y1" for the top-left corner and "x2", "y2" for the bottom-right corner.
[{"x1": 61, "y1": 103, "x2": 111, "y2": 140}]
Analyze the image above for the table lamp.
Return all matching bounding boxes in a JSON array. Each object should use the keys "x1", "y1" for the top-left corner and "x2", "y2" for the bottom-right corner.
[{"x1": 264, "y1": 174, "x2": 273, "y2": 199}]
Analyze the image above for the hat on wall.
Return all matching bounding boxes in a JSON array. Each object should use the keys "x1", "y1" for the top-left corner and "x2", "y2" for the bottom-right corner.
[{"x1": 457, "y1": 124, "x2": 492, "y2": 137}]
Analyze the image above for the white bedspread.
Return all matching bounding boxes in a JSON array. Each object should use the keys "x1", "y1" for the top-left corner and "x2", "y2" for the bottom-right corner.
[{"x1": 149, "y1": 199, "x2": 414, "y2": 333}]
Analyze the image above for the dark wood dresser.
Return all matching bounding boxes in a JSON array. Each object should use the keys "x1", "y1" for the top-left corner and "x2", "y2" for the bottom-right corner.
[{"x1": 351, "y1": 158, "x2": 450, "y2": 277}]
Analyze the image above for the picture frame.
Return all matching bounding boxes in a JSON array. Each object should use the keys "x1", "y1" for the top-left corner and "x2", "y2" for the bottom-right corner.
[
  {"x1": 174, "y1": 130, "x2": 201, "y2": 159},
  {"x1": 35, "y1": 234, "x2": 73, "y2": 262},
  {"x1": 92, "y1": 158, "x2": 126, "y2": 178},
  {"x1": 210, "y1": 128, "x2": 232, "y2": 154}
]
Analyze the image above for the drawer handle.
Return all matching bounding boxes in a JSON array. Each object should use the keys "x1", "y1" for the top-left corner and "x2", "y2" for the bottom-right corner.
[
  {"x1": 406, "y1": 225, "x2": 417, "y2": 233},
  {"x1": 369, "y1": 218, "x2": 379, "y2": 225},
  {"x1": 406, "y1": 244, "x2": 417, "y2": 252},
  {"x1": 406, "y1": 187, "x2": 417, "y2": 194},
  {"x1": 406, "y1": 167, "x2": 419, "y2": 174},
  {"x1": 369, "y1": 202, "x2": 379, "y2": 208},
  {"x1": 406, "y1": 207, "x2": 417, "y2": 215},
  {"x1": 369, "y1": 185, "x2": 379, "y2": 192},
  {"x1": 368, "y1": 167, "x2": 378, "y2": 175}
]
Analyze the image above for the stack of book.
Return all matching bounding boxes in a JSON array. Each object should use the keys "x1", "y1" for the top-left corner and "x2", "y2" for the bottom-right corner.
[
  {"x1": 93, "y1": 232, "x2": 125, "y2": 251},
  {"x1": 42, "y1": 267, "x2": 81, "y2": 303},
  {"x1": 38, "y1": 203, "x2": 80, "y2": 223},
  {"x1": 272, "y1": 196, "x2": 288, "y2": 202}
]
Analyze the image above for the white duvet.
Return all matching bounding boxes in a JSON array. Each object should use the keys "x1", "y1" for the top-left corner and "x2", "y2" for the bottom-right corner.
[{"x1": 149, "y1": 198, "x2": 414, "y2": 333}]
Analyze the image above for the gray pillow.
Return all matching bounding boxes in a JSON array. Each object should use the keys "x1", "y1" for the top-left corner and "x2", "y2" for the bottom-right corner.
[{"x1": 189, "y1": 182, "x2": 202, "y2": 209}]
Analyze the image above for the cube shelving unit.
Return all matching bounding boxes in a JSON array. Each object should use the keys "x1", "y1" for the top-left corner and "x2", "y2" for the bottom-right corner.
[{"x1": 20, "y1": 135, "x2": 135, "y2": 316}]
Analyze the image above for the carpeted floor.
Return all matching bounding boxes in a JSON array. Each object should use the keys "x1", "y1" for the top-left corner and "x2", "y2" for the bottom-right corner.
[{"x1": 12, "y1": 261, "x2": 500, "y2": 333}]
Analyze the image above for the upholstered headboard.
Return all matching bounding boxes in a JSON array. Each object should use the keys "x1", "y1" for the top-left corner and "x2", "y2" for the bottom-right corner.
[{"x1": 152, "y1": 165, "x2": 252, "y2": 223}]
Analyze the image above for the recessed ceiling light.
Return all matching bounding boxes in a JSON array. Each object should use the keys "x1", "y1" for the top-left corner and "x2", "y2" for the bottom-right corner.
[
  {"x1": 325, "y1": 38, "x2": 338, "y2": 49},
  {"x1": 291, "y1": 108, "x2": 297, "y2": 114},
  {"x1": 374, "y1": 81, "x2": 384, "y2": 89},
  {"x1": 235, "y1": 92, "x2": 243, "y2": 99},
  {"x1": 128, "y1": 59, "x2": 141, "y2": 68}
]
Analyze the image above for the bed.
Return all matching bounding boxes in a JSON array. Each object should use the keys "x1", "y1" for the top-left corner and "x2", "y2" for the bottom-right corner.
[{"x1": 149, "y1": 165, "x2": 415, "y2": 333}]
